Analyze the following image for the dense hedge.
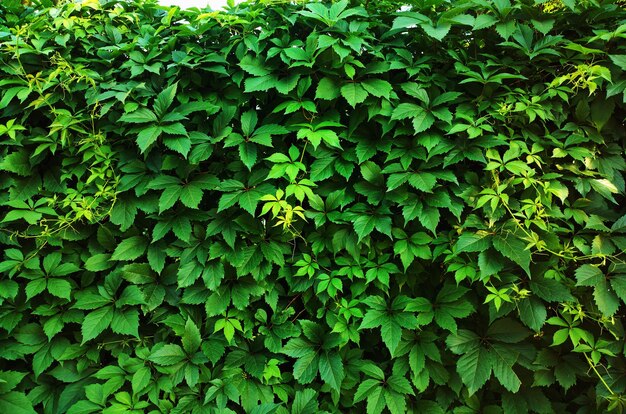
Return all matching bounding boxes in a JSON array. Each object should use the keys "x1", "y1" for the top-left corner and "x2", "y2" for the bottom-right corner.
[{"x1": 1, "y1": 0, "x2": 626, "y2": 412}]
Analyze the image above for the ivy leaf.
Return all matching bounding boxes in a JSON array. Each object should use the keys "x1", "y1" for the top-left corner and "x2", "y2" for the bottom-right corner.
[
  {"x1": 455, "y1": 233, "x2": 492, "y2": 254},
  {"x1": 292, "y1": 389, "x2": 318, "y2": 414},
  {"x1": 594, "y1": 279, "x2": 620, "y2": 317},
  {"x1": 318, "y1": 352, "x2": 344, "y2": 392},
  {"x1": 162, "y1": 135, "x2": 191, "y2": 158},
  {"x1": 360, "y1": 297, "x2": 416, "y2": 355},
  {"x1": 340, "y1": 83, "x2": 368, "y2": 108},
  {"x1": 0, "y1": 392, "x2": 37, "y2": 414},
  {"x1": 575, "y1": 264, "x2": 604, "y2": 286},
  {"x1": 111, "y1": 236, "x2": 148, "y2": 261},
  {"x1": 132, "y1": 366, "x2": 152, "y2": 395},
  {"x1": 110, "y1": 309, "x2": 140, "y2": 337},
  {"x1": 362, "y1": 79, "x2": 392, "y2": 99},
  {"x1": 518, "y1": 297, "x2": 547, "y2": 331},
  {"x1": 492, "y1": 234, "x2": 531, "y2": 276},
  {"x1": 353, "y1": 215, "x2": 376, "y2": 242},
  {"x1": 81, "y1": 305, "x2": 114, "y2": 343},
  {"x1": 136, "y1": 126, "x2": 162, "y2": 153},
  {"x1": 530, "y1": 277, "x2": 574, "y2": 302},
  {"x1": 149, "y1": 344, "x2": 187, "y2": 366},
  {"x1": 489, "y1": 343, "x2": 521, "y2": 392},
  {"x1": 316, "y1": 77, "x2": 341, "y2": 100},
  {"x1": 366, "y1": 387, "x2": 387, "y2": 414},
  {"x1": 411, "y1": 110, "x2": 435, "y2": 133},
  {"x1": 420, "y1": 22, "x2": 451, "y2": 41},
  {"x1": 179, "y1": 184, "x2": 204, "y2": 209},
  {"x1": 182, "y1": 318, "x2": 202, "y2": 354},
  {"x1": 457, "y1": 346, "x2": 491, "y2": 395}
]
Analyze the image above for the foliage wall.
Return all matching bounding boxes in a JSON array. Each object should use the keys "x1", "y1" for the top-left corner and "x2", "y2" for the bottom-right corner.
[{"x1": 1, "y1": 0, "x2": 626, "y2": 413}]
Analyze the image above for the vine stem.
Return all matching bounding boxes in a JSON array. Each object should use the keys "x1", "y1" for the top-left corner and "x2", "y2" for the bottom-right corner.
[{"x1": 583, "y1": 352, "x2": 615, "y2": 397}]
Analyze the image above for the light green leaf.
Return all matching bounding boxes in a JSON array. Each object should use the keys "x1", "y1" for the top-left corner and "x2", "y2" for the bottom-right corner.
[
  {"x1": 412, "y1": 110, "x2": 435, "y2": 133},
  {"x1": 609, "y1": 54, "x2": 626, "y2": 70},
  {"x1": 179, "y1": 184, "x2": 203, "y2": 209},
  {"x1": 119, "y1": 108, "x2": 157, "y2": 123},
  {"x1": 182, "y1": 318, "x2": 202, "y2": 354},
  {"x1": 455, "y1": 233, "x2": 492, "y2": 254},
  {"x1": 362, "y1": 79, "x2": 392, "y2": 99},
  {"x1": 162, "y1": 136, "x2": 191, "y2": 158},
  {"x1": 318, "y1": 352, "x2": 344, "y2": 392},
  {"x1": 132, "y1": 366, "x2": 151, "y2": 394},
  {"x1": 457, "y1": 346, "x2": 491, "y2": 395},
  {"x1": 340, "y1": 83, "x2": 368, "y2": 108},
  {"x1": 47, "y1": 278, "x2": 72, "y2": 300},
  {"x1": 136, "y1": 126, "x2": 161, "y2": 153},
  {"x1": 149, "y1": 344, "x2": 186, "y2": 366},
  {"x1": 111, "y1": 236, "x2": 148, "y2": 261},
  {"x1": 110, "y1": 309, "x2": 139, "y2": 337},
  {"x1": 420, "y1": 22, "x2": 451, "y2": 41},
  {"x1": 81, "y1": 305, "x2": 114, "y2": 343},
  {"x1": 594, "y1": 279, "x2": 620, "y2": 317},
  {"x1": 316, "y1": 77, "x2": 341, "y2": 100},
  {"x1": 153, "y1": 83, "x2": 178, "y2": 119},
  {"x1": 0, "y1": 392, "x2": 37, "y2": 414},
  {"x1": 391, "y1": 103, "x2": 422, "y2": 120},
  {"x1": 492, "y1": 234, "x2": 531, "y2": 276},
  {"x1": 84, "y1": 254, "x2": 113, "y2": 272},
  {"x1": 575, "y1": 264, "x2": 604, "y2": 287}
]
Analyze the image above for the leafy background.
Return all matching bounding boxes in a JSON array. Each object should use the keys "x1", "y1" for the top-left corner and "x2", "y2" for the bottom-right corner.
[{"x1": 1, "y1": 0, "x2": 626, "y2": 413}]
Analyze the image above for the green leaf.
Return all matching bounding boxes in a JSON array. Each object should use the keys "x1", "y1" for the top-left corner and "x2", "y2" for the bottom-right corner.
[
  {"x1": 245, "y1": 75, "x2": 277, "y2": 92},
  {"x1": 84, "y1": 254, "x2": 113, "y2": 272},
  {"x1": 153, "y1": 83, "x2": 178, "y2": 119},
  {"x1": 110, "y1": 197, "x2": 137, "y2": 232},
  {"x1": 149, "y1": 344, "x2": 187, "y2": 365},
  {"x1": 391, "y1": 103, "x2": 422, "y2": 120},
  {"x1": 182, "y1": 318, "x2": 202, "y2": 354},
  {"x1": 384, "y1": 390, "x2": 406, "y2": 414},
  {"x1": 0, "y1": 150, "x2": 31, "y2": 176},
  {"x1": 0, "y1": 392, "x2": 37, "y2": 414},
  {"x1": 239, "y1": 142, "x2": 258, "y2": 170},
  {"x1": 457, "y1": 346, "x2": 491, "y2": 395},
  {"x1": 47, "y1": 278, "x2": 72, "y2": 300},
  {"x1": 119, "y1": 108, "x2": 158, "y2": 123},
  {"x1": 362, "y1": 79, "x2": 392, "y2": 99},
  {"x1": 110, "y1": 309, "x2": 139, "y2": 337},
  {"x1": 354, "y1": 379, "x2": 381, "y2": 403},
  {"x1": 136, "y1": 126, "x2": 161, "y2": 153},
  {"x1": 518, "y1": 297, "x2": 546, "y2": 331},
  {"x1": 366, "y1": 387, "x2": 387, "y2": 414},
  {"x1": 162, "y1": 135, "x2": 191, "y2": 158},
  {"x1": 411, "y1": 109, "x2": 435, "y2": 133},
  {"x1": 489, "y1": 343, "x2": 521, "y2": 392},
  {"x1": 81, "y1": 306, "x2": 114, "y2": 343},
  {"x1": 420, "y1": 22, "x2": 451, "y2": 41},
  {"x1": 316, "y1": 77, "x2": 340, "y2": 100},
  {"x1": 455, "y1": 233, "x2": 492, "y2": 254},
  {"x1": 179, "y1": 184, "x2": 204, "y2": 209},
  {"x1": 340, "y1": 83, "x2": 368, "y2": 108},
  {"x1": 353, "y1": 215, "x2": 376, "y2": 241},
  {"x1": 159, "y1": 186, "x2": 182, "y2": 213},
  {"x1": 575, "y1": 264, "x2": 604, "y2": 287},
  {"x1": 609, "y1": 54, "x2": 626, "y2": 70},
  {"x1": 530, "y1": 277, "x2": 574, "y2": 302},
  {"x1": 492, "y1": 234, "x2": 531, "y2": 275},
  {"x1": 318, "y1": 352, "x2": 344, "y2": 392},
  {"x1": 132, "y1": 366, "x2": 151, "y2": 395},
  {"x1": 594, "y1": 279, "x2": 620, "y2": 317},
  {"x1": 111, "y1": 236, "x2": 148, "y2": 261}
]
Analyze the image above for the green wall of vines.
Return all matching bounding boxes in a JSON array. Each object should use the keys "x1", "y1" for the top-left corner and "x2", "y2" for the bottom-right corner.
[{"x1": 1, "y1": 0, "x2": 626, "y2": 413}]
